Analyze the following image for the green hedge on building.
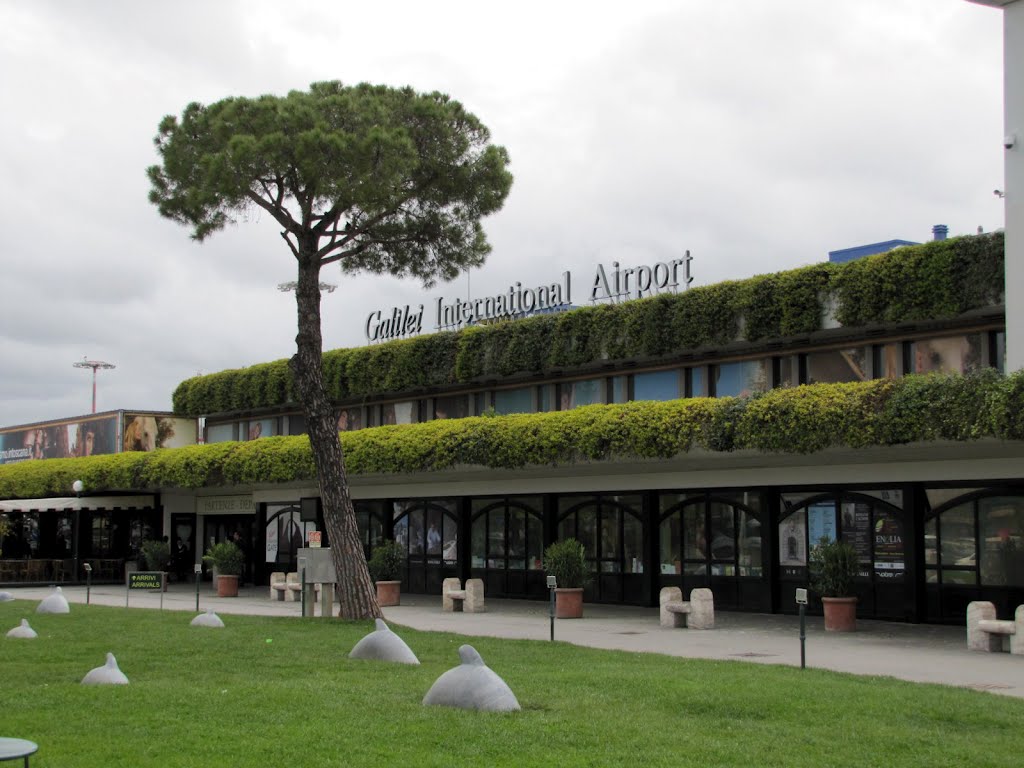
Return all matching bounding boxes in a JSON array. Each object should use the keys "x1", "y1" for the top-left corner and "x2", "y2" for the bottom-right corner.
[
  {"x1": 3, "y1": 369, "x2": 1022, "y2": 499},
  {"x1": 170, "y1": 233, "x2": 1005, "y2": 418}
]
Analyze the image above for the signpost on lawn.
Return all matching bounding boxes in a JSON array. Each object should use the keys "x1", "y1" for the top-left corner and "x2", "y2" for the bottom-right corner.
[{"x1": 127, "y1": 571, "x2": 166, "y2": 610}]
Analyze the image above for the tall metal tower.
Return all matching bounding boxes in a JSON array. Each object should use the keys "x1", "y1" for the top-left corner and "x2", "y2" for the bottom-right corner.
[{"x1": 73, "y1": 357, "x2": 116, "y2": 414}]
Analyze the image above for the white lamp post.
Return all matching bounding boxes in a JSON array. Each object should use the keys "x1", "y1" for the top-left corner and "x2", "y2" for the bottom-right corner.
[{"x1": 72, "y1": 480, "x2": 83, "y2": 580}]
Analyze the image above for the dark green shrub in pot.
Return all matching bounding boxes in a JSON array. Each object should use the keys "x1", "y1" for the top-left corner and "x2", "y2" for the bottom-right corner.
[
  {"x1": 367, "y1": 539, "x2": 404, "y2": 607},
  {"x1": 367, "y1": 540, "x2": 405, "y2": 582},
  {"x1": 203, "y1": 540, "x2": 244, "y2": 577},
  {"x1": 809, "y1": 536, "x2": 859, "y2": 597},
  {"x1": 810, "y1": 536, "x2": 860, "y2": 632},
  {"x1": 543, "y1": 538, "x2": 589, "y2": 589}
]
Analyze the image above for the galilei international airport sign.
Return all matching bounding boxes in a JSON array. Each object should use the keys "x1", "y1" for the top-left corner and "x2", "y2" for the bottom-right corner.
[{"x1": 365, "y1": 252, "x2": 693, "y2": 343}]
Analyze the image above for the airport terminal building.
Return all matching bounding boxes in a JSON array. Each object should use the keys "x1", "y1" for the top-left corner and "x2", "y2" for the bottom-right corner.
[{"x1": 200, "y1": 233, "x2": 1023, "y2": 626}]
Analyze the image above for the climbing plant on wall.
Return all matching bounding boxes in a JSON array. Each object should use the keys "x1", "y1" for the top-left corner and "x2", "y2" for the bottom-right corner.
[
  {"x1": 7, "y1": 370, "x2": 1023, "y2": 499},
  {"x1": 171, "y1": 233, "x2": 1004, "y2": 418}
]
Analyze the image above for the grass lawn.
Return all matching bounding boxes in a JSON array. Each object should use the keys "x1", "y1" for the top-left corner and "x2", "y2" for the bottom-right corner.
[{"x1": 1, "y1": 600, "x2": 1022, "y2": 767}]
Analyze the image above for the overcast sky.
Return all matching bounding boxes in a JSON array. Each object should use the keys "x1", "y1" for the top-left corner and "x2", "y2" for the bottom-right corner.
[{"x1": 0, "y1": 0, "x2": 1007, "y2": 427}]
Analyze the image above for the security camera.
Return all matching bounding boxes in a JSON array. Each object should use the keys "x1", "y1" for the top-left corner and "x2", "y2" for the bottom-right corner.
[{"x1": 1005, "y1": 134, "x2": 1017, "y2": 150}]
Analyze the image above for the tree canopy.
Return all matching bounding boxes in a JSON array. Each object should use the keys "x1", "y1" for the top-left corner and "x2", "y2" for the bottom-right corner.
[{"x1": 148, "y1": 80, "x2": 512, "y2": 284}]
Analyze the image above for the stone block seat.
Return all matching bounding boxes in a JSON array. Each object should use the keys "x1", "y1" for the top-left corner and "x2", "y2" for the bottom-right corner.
[
  {"x1": 967, "y1": 601, "x2": 1023, "y2": 655},
  {"x1": 269, "y1": 571, "x2": 287, "y2": 601},
  {"x1": 442, "y1": 577, "x2": 485, "y2": 613},
  {"x1": 659, "y1": 586, "x2": 714, "y2": 629},
  {"x1": 284, "y1": 571, "x2": 302, "y2": 603}
]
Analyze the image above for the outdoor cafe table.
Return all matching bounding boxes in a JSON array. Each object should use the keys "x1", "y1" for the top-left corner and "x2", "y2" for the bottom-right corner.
[{"x1": 0, "y1": 737, "x2": 38, "y2": 766}]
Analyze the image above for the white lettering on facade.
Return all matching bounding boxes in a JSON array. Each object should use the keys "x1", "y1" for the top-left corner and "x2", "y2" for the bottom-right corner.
[
  {"x1": 433, "y1": 272, "x2": 572, "y2": 332},
  {"x1": 363, "y1": 251, "x2": 694, "y2": 343},
  {"x1": 0, "y1": 447, "x2": 33, "y2": 462},
  {"x1": 365, "y1": 305, "x2": 425, "y2": 343},
  {"x1": 198, "y1": 497, "x2": 254, "y2": 515},
  {"x1": 590, "y1": 252, "x2": 693, "y2": 303}
]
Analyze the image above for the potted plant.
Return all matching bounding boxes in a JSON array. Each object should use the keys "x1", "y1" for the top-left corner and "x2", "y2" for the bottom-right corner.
[
  {"x1": 140, "y1": 539, "x2": 171, "y2": 590},
  {"x1": 810, "y1": 536, "x2": 860, "y2": 632},
  {"x1": 367, "y1": 539, "x2": 404, "y2": 607},
  {"x1": 543, "y1": 538, "x2": 589, "y2": 619},
  {"x1": 203, "y1": 541, "x2": 245, "y2": 597}
]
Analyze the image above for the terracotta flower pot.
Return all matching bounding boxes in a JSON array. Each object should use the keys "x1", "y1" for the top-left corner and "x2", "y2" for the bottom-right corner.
[
  {"x1": 216, "y1": 574, "x2": 239, "y2": 598},
  {"x1": 376, "y1": 580, "x2": 401, "y2": 607},
  {"x1": 821, "y1": 596, "x2": 857, "y2": 632},
  {"x1": 555, "y1": 587, "x2": 584, "y2": 619}
]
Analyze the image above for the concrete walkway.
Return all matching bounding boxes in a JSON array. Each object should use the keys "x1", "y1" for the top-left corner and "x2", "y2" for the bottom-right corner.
[{"x1": 5, "y1": 583, "x2": 1024, "y2": 699}]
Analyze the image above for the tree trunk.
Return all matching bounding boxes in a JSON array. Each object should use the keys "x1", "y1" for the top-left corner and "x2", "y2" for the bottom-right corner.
[{"x1": 290, "y1": 247, "x2": 382, "y2": 619}]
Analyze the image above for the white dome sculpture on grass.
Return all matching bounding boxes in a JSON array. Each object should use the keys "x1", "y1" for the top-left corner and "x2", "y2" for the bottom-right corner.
[
  {"x1": 81, "y1": 653, "x2": 129, "y2": 685},
  {"x1": 349, "y1": 619, "x2": 420, "y2": 665},
  {"x1": 422, "y1": 645, "x2": 520, "y2": 711},
  {"x1": 36, "y1": 586, "x2": 70, "y2": 614},
  {"x1": 6, "y1": 619, "x2": 38, "y2": 639},
  {"x1": 0, "y1": 591, "x2": 14, "y2": 602},
  {"x1": 190, "y1": 609, "x2": 225, "y2": 628}
]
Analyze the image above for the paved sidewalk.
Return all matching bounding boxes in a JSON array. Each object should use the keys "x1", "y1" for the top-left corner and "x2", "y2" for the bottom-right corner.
[{"x1": 5, "y1": 583, "x2": 1024, "y2": 699}]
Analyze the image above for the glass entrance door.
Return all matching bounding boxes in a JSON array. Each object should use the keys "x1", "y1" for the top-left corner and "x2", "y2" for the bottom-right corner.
[
  {"x1": 470, "y1": 496, "x2": 545, "y2": 599},
  {"x1": 658, "y1": 492, "x2": 768, "y2": 612},
  {"x1": 924, "y1": 490, "x2": 1024, "y2": 623},
  {"x1": 557, "y1": 495, "x2": 646, "y2": 606},
  {"x1": 263, "y1": 504, "x2": 315, "y2": 581},
  {"x1": 392, "y1": 498, "x2": 459, "y2": 595},
  {"x1": 169, "y1": 513, "x2": 196, "y2": 583}
]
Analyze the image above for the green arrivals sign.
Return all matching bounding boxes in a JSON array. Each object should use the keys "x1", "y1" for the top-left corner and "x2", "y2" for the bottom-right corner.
[{"x1": 128, "y1": 571, "x2": 165, "y2": 590}]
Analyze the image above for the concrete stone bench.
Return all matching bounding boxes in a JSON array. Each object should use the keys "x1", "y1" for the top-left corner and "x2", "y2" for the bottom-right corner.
[
  {"x1": 269, "y1": 571, "x2": 287, "y2": 601},
  {"x1": 284, "y1": 572, "x2": 302, "y2": 603},
  {"x1": 442, "y1": 577, "x2": 485, "y2": 612},
  {"x1": 659, "y1": 586, "x2": 714, "y2": 629},
  {"x1": 967, "y1": 601, "x2": 1023, "y2": 654}
]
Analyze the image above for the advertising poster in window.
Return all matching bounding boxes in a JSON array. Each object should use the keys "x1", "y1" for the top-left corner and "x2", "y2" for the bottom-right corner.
[
  {"x1": 426, "y1": 508, "x2": 443, "y2": 563},
  {"x1": 779, "y1": 512, "x2": 807, "y2": 572},
  {"x1": 244, "y1": 418, "x2": 274, "y2": 441},
  {"x1": 124, "y1": 414, "x2": 197, "y2": 451},
  {"x1": 874, "y1": 509, "x2": 905, "y2": 581},
  {"x1": 393, "y1": 514, "x2": 409, "y2": 551},
  {"x1": 808, "y1": 502, "x2": 837, "y2": 546},
  {"x1": 264, "y1": 519, "x2": 279, "y2": 563},
  {"x1": 337, "y1": 408, "x2": 362, "y2": 432},
  {"x1": 842, "y1": 502, "x2": 873, "y2": 577},
  {"x1": 443, "y1": 514, "x2": 459, "y2": 563},
  {"x1": 0, "y1": 414, "x2": 118, "y2": 464}
]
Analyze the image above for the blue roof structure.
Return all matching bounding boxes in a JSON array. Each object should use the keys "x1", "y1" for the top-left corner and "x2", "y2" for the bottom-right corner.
[{"x1": 828, "y1": 239, "x2": 919, "y2": 264}]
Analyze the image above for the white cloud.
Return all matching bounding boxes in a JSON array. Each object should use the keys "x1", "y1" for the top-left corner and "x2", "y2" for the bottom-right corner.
[{"x1": 0, "y1": 0, "x2": 1007, "y2": 426}]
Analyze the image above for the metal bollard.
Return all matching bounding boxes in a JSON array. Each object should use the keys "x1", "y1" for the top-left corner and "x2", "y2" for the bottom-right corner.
[
  {"x1": 83, "y1": 562, "x2": 93, "y2": 605},
  {"x1": 547, "y1": 575, "x2": 557, "y2": 641},
  {"x1": 796, "y1": 588, "x2": 808, "y2": 670},
  {"x1": 194, "y1": 563, "x2": 203, "y2": 612}
]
